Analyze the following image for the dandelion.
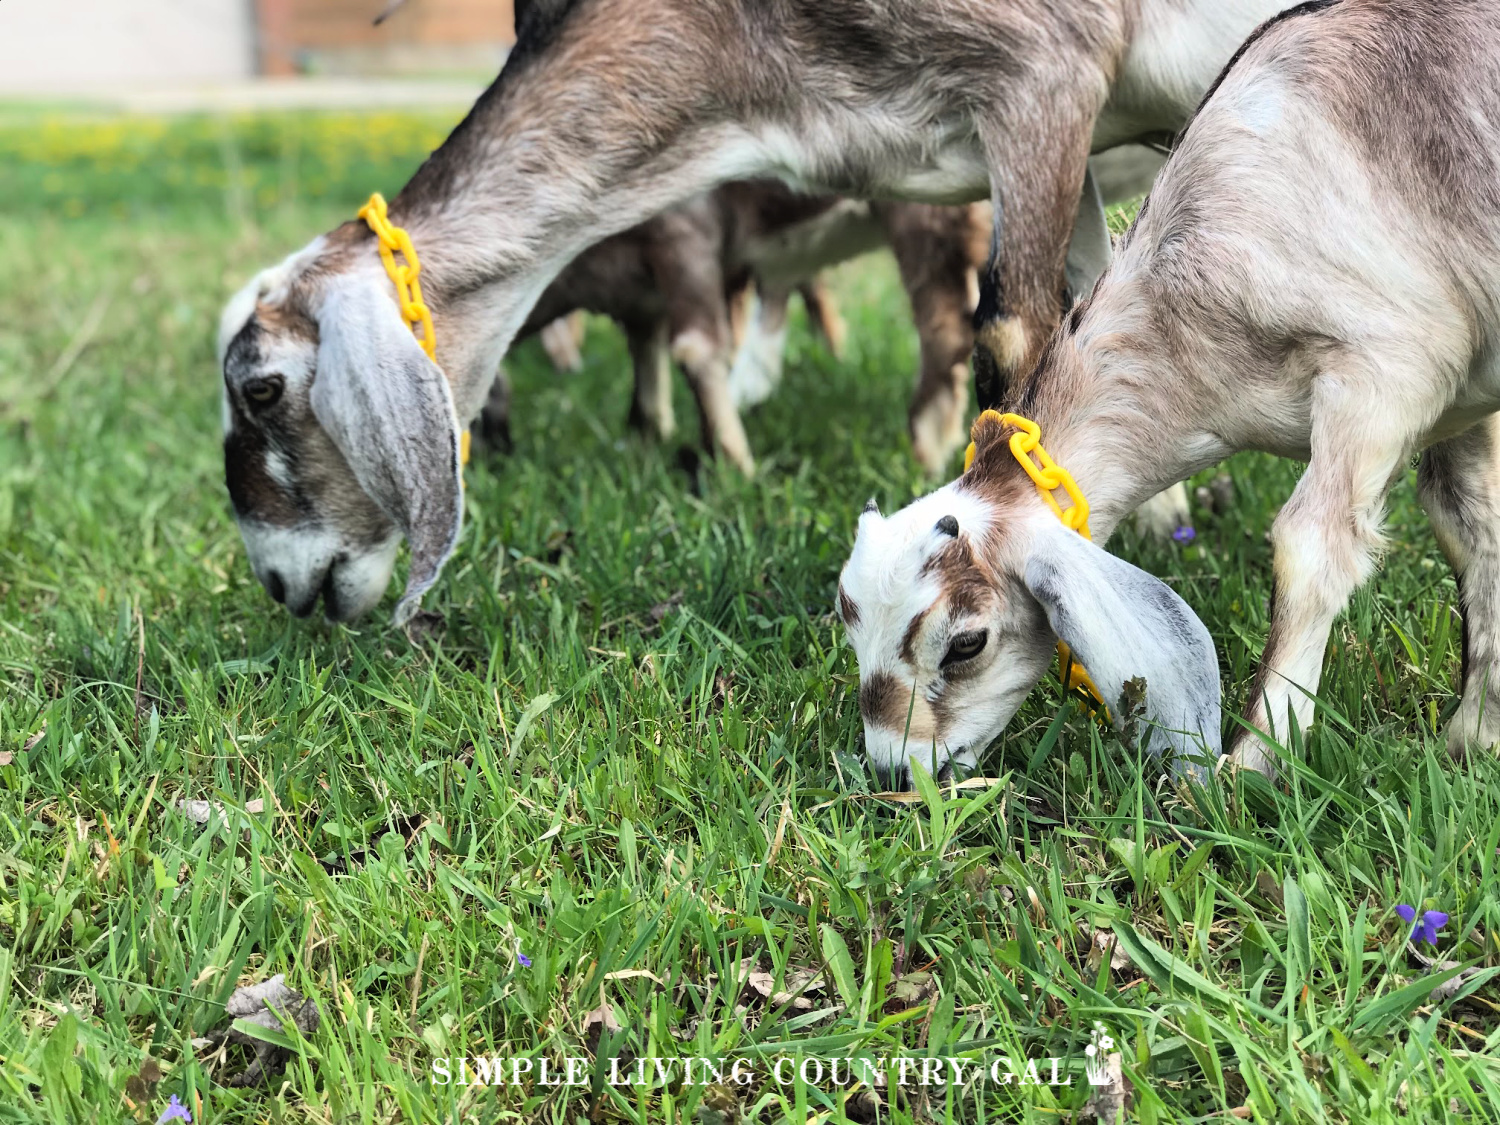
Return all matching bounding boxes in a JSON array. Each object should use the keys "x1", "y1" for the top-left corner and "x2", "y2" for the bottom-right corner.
[
  {"x1": 1172, "y1": 526, "x2": 1197, "y2": 544},
  {"x1": 157, "y1": 1094, "x2": 192, "y2": 1124},
  {"x1": 1395, "y1": 904, "x2": 1449, "y2": 945}
]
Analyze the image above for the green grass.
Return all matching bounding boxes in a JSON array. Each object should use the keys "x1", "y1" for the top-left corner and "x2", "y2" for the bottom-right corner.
[{"x1": 2, "y1": 110, "x2": 1499, "y2": 1125}]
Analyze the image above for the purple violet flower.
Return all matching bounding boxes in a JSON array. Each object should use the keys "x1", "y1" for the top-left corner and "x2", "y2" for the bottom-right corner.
[
  {"x1": 1172, "y1": 526, "x2": 1197, "y2": 544},
  {"x1": 1395, "y1": 904, "x2": 1449, "y2": 945},
  {"x1": 518, "y1": 952, "x2": 532, "y2": 969},
  {"x1": 157, "y1": 1095, "x2": 192, "y2": 1124}
]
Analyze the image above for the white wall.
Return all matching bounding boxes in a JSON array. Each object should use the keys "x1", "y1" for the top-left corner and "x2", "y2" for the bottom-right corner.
[{"x1": 0, "y1": 0, "x2": 255, "y2": 93}]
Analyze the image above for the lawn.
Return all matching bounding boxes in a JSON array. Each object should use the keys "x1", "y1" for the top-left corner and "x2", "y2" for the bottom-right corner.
[{"x1": 1, "y1": 109, "x2": 1498, "y2": 1125}]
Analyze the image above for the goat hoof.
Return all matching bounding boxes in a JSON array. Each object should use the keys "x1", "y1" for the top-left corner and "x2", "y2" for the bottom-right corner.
[{"x1": 1444, "y1": 696, "x2": 1500, "y2": 759}]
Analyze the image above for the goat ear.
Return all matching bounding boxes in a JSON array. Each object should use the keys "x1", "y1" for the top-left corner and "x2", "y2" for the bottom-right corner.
[
  {"x1": 1023, "y1": 523, "x2": 1222, "y2": 776},
  {"x1": 311, "y1": 276, "x2": 463, "y2": 627}
]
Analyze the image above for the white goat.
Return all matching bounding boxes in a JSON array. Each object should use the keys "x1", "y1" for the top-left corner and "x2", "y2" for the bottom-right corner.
[{"x1": 840, "y1": 0, "x2": 1500, "y2": 783}]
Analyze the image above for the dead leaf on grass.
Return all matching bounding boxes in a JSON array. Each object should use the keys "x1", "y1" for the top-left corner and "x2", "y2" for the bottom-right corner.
[
  {"x1": 1080, "y1": 925, "x2": 1132, "y2": 972},
  {"x1": 1254, "y1": 870, "x2": 1285, "y2": 908},
  {"x1": 22, "y1": 724, "x2": 46, "y2": 752},
  {"x1": 739, "y1": 957, "x2": 824, "y2": 1010},
  {"x1": 177, "y1": 798, "x2": 265, "y2": 825},
  {"x1": 195, "y1": 974, "x2": 320, "y2": 1087},
  {"x1": 0, "y1": 752, "x2": 12, "y2": 768},
  {"x1": 1409, "y1": 946, "x2": 1485, "y2": 1001},
  {"x1": 882, "y1": 970, "x2": 937, "y2": 1016}
]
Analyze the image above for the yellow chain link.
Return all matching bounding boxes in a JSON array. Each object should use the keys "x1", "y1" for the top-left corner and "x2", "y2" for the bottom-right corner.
[
  {"x1": 359, "y1": 193, "x2": 471, "y2": 468},
  {"x1": 964, "y1": 409, "x2": 1105, "y2": 710}
]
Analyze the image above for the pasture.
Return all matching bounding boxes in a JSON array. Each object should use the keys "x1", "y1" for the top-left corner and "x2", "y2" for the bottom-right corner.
[{"x1": 1, "y1": 109, "x2": 1497, "y2": 1123}]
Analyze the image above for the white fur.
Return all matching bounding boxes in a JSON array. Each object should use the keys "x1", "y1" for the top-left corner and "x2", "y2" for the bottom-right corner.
[
  {"x1": 727, "y1": 294, "x2": 789, "y2": 410},
  {"x1": 238, "y1": 521, "x2": 399, "y2": 622}
]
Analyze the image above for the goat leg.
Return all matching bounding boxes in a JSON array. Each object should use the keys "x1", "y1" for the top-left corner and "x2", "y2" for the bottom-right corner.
[
  {"x1": 1419, "y1": 414, "x2": 1500, "y2": 756},
  {"x1": 1235, "y1": 375, "x2": 1415, "y2": 774}
]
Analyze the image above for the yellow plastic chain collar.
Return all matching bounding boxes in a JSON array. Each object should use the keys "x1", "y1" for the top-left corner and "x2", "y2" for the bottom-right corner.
[
  {"x1": 358, "y1": 193, "x2": 471, "y2": 468},
  {"x1": 964, "y1": 410, "x2": 1105, "y2": 710}
]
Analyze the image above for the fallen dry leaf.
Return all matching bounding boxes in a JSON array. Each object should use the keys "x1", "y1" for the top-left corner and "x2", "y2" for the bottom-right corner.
[
  {"x1": 22, "y1": 724, "x2": 46, "y2": 752},
  {"x1": 1409, "y1": 947, "x2": 1484, "y2": 1001},
  {"x1": 604, "y1": 969, "x2": 666, "y2": 986},
  {"x1": 0, "y1": 752, "x2": 12, "y2": 767},
  {"x1": 178, "y1": 798, "x2": 265, "y2": 825},
  {"x1": 583, "y1": 1001, "x2": 623, "y2": 1035},
  {"x1": 1080, "y1": 925, "x2": 1132, "y2": 972},
  {"x1": 882, "y1": 970, "x2": 937, "y2": 1016},
  {"x1": 195, "y1": 974, "x2": 320, "y2": 1087},
  {"x1": 739, "y1": 958, "x2": 824, "y2": 1010}
]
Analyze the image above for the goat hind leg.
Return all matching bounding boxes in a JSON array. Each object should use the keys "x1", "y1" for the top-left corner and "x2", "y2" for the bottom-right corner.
[
  {"x1": 1418, "y1": 414, "x2": 1500, "y2": 755},
  {"x1": 626, "y1": 320, "x2": 676, "y2": 441},
  {"x1": 671, "y1": 326, "x2": 755, "y2": 476}
]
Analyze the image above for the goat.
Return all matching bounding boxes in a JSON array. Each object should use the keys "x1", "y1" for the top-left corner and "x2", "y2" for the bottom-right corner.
[
  {"x1": 471, "y1": 180, "x2": 988, "y2": 473},
  {"x1": 219, "y1": 0, "x2": 1292, "y2": 624},
  {"x1": 486, "y1": 149, "x2": 1170, "y2": 484},
  {"x1": 838, "y1": 0, "x2": 1500, "y2": 784}
]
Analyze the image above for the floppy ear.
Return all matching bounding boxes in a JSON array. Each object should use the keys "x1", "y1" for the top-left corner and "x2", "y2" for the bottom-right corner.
[
  {"x1": 311, "y1": 276, "x2": 463, "y2": 627},
  {"x1": 1024, "y1": 522, "x2": 1221, "y2": 776}
]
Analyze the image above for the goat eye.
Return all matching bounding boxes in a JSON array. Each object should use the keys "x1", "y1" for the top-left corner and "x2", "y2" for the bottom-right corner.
[
  {"x1": 941, "y1": 630, "x2": 988, "y2": 669},
  {"x1": 243, "y1": 376, "x2": 284, "y2": 408}
]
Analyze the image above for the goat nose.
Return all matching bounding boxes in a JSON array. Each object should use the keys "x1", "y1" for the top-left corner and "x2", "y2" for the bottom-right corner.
[
  {"x1": 265, "y1": 570, "x2": 287, "y2": 604},
  {"x1": 871, "y1": 764, "x2": 911, "y2": 793}
]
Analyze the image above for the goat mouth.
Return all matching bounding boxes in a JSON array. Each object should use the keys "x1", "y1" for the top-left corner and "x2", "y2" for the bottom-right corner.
[{"x1": 318, "y1": 565, "x2": 342, "y2": 622}]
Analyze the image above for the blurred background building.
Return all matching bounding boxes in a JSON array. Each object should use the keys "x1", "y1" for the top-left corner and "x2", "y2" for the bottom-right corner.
[{"x1": 0, "y1": 0, "x2": 517, "y2": 95}]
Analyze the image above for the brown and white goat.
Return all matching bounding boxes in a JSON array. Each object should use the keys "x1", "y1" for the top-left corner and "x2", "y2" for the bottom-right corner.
[
  {"x1": 840, "y1": 0, "x2": 1500, "y2": 783},
  {"x1": 219, "y1": 0, "x2": 1292, "y2": 624},
  {"x1": 487, "y1": 150, "x2": 1170, "y2": 482},
  {"x1": 474, "y1": 181, "x2": 989, "y2": 473}
]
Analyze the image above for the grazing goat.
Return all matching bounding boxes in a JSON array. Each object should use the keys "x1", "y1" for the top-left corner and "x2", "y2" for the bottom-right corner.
[
  {"x1": 219, "y1": 0, "x2": 1291, "y2": 624},
  {"x1": 487, "y1": 149, "x2": 1169, "y2": 482},
  {"x1": 475, "y1": 180, "x2": 989, "y2": 473},
  {"x1": 839, "y1": 0, "x2": 1500, "y2": 783}
]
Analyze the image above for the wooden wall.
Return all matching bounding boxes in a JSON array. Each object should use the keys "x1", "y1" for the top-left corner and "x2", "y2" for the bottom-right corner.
[{"x1": 257, "y1": 0, "x2": 516, "y2": 76}]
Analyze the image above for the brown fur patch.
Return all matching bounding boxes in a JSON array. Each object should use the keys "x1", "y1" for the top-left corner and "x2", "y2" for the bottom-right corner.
[
  {"x1": 838, "y1": 585, "x2": 861, "y2": 629},
  {"x1": 859, "y1": 671, "x2": 907, "y2": 729}
]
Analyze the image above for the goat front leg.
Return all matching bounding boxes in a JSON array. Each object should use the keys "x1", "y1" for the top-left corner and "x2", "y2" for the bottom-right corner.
[
  {"x1": 972, "y1": 110, "x2": 1096, "y2": 411},
  {"x1": 473, "y1": 364, "x2": 515, "y2": 456},
  {"x1": 1233, "y1": 384, "x2": 1413, "y2": 774},
  {"x1": 625, "y1": 319, "x2": 675, "y2": 441},
  {"x1": 1418, "y1": 414, "x2": 1500, "y2": 755}
]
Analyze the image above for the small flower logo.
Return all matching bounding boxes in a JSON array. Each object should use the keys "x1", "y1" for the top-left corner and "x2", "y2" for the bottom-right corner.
[
  {"x1": 157, "y1": 1094, "x2": 192, "y2": 1124},
  {"x1": 1085, "y1": 1022, "x2": 1116, "y2": 1086}
]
